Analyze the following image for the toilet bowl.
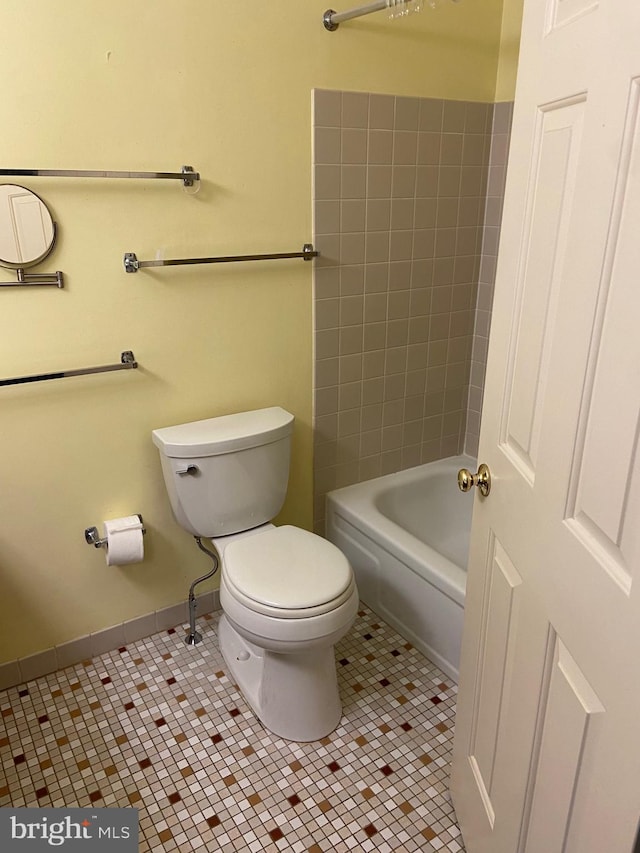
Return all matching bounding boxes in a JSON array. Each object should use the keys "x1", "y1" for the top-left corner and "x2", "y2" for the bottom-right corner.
[
  {"x1": 215, "y1": 524, "x2": 359, "y2": 741},
  {"x1": 152, "y1": 407, "x2": 359, "y2": 741}
]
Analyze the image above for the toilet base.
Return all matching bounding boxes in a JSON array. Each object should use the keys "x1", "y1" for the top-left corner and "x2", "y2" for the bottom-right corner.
[{"x1": 217, "y1": 614, "x2": 343, "y2": 742}]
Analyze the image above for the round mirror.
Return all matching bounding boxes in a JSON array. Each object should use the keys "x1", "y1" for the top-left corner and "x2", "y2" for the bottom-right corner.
[{"x1": 0, "y1": 184, "x2": 56, "y2": 270}]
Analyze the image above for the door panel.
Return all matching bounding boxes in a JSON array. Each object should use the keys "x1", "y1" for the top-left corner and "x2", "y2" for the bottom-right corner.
[
  {"x1": 468, "y1": 536, "x2": 522, "y2": 827},
  {"x1": 523, "y1": 639, "x2": 604, "y2": 853},
  {"x1": 502, "y1": 99, "x2": 584, "y2": 482},
  {"x1": 564, "y1": 80, "x2": 640, "y2": 593},
  {"x1": 546, "y1": 0, "x2": 599, "y2": 32}
]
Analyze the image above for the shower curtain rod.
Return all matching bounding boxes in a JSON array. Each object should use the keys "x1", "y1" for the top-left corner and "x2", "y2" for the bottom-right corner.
[
  {"x1": 323, "y1": 0, "x2": 388, "y2": 30},
  {"x1": 323, "y1": 0, "x2": 451, "y2": 31}
]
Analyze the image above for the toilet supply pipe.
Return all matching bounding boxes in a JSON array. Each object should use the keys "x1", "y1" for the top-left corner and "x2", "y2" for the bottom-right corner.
[{"x1": 185, "y1": 537, "x2": 219, "y2": 646}]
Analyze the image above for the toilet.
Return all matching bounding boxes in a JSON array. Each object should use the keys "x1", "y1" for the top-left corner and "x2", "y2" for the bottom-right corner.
[{"x1": 152, "y1": 406, "x2": 359, "y2": 742}]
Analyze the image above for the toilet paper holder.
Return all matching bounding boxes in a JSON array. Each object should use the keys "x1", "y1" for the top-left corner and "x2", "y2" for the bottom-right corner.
[{"x1": 85, "y1": 515, "x2": 146, "y2": 548}]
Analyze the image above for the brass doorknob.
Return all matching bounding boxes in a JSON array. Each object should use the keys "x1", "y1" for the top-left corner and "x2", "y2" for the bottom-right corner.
[{"x1": 457, "y1": 463, "x2": 491, "y2": 497}]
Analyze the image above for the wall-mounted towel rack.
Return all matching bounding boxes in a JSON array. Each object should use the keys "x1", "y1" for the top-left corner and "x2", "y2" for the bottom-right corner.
[
  {"x1": 123, "y1": 243, "x2": 318, "y2": 273},
  {"x1": 0, "y1": 351, "x2": 138, "y2": 388},
  {"x1": 0, "y1": 166, "x2": 199, "y2": 189},
  {"x1": 1, "y1": 269, "x2": 64, "y2": 288}
]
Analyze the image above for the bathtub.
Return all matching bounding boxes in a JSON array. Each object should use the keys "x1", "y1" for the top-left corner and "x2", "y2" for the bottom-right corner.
[{"x1": 325, "y1": 455, "x2": 475, "y2": 682}]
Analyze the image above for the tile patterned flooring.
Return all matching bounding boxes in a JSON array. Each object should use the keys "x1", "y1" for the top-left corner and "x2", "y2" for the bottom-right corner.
[{"x1": 0, "y1": 605, "x2": 464, "y2": 852}]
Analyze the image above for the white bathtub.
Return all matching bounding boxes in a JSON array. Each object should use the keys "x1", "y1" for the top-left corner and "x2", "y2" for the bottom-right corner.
[{"x1": 325, "y1": 455, "x2": 475, "y2": 682}]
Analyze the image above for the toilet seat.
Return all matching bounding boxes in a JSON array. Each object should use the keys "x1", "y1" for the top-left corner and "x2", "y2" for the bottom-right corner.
[{"x1": 222, "y1": 525, "x2": 354, "y2": 619}]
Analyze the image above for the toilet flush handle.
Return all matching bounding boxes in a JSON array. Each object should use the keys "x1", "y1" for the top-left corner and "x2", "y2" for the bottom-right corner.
[{"x1": 176, "y1": 464, "x2": 199, "y2": 476}]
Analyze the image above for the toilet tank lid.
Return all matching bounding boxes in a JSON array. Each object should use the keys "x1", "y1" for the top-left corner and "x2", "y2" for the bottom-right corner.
[{"x1": 152, "y1": 407, "x2": 294, "y2": 458}]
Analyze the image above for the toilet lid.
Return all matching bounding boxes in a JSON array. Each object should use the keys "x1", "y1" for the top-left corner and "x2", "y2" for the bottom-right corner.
[{"x1": 223, "y1": 525, "x2": 352, "y2": 612}]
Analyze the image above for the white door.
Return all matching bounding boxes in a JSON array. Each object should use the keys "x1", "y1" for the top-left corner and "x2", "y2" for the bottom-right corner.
[{"x1": 450, "y1": 0, "x2": 640, "y2": 851}]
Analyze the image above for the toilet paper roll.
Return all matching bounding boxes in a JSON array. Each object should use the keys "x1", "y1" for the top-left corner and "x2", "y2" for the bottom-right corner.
[{"x1": 103, "y1": 516, "x2": 144, "y2": 566}]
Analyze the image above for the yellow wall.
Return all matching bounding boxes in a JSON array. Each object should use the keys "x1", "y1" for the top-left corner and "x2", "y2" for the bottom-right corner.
[
  {"x1": 496, "y1": 0, "x2": 525, "y2": 101},
  {"x1": 0, "y1": 0, "x2": 504, "y2": 662}
]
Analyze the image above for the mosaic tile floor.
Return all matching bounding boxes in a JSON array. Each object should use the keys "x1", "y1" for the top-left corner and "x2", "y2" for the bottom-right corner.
[{"x1": 0, "y1": 605, "x2": 463, "y2": 852}]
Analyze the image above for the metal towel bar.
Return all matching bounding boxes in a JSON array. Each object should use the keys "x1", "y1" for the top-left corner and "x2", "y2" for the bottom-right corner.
[
  {"x1": 0, "y1": 166, "x2": 199, "y2": 188},
  {"x1": 0, "y1": 351, "x2": 138, "y2": 388},
  {"x1": 123, "y1": 244, "x2": 318, "y2": 273}
]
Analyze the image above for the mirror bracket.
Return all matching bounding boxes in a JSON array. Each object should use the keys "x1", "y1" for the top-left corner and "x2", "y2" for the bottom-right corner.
[{"x1": 1, "y1": 268, "x2": 64, "y2": 288}]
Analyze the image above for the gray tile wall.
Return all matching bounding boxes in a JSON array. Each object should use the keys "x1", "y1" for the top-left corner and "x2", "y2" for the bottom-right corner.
[
  {"x1": 464, "y1": 102, "x2": 514, "y2": 458},
  {"x1": 312, "y1": 89, "x2": 511, "y2": 533}
]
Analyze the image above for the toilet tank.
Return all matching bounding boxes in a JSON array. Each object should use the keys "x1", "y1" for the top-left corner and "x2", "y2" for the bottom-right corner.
[{"x1": 152, "y1": 407, "x2": 294, "y2": 537}]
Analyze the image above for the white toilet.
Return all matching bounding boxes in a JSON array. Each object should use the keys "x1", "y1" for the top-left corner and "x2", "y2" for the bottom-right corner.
[{"x1": 152, "y1": 406, "x2": 359, "y2": 742}]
